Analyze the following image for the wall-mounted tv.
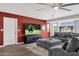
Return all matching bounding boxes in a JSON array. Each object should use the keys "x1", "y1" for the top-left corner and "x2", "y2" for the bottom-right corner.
[{"x1": 25, "y1": 24, "x2": 41, "y2": 35}]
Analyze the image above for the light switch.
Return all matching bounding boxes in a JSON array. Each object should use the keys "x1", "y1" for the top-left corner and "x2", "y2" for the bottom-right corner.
[{"x1": 1, "y1": 29, "x2": 3, "y2": 31}]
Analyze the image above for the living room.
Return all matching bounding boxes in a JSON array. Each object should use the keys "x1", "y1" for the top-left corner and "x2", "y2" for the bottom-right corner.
[{"x1": 0, "y1": 2, "x2": 79, "y2": 57}]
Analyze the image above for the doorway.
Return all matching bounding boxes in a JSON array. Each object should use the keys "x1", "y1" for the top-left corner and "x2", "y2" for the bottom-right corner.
[{"x1": 3, "y1": 17, "x2": 18, "y2": 46}]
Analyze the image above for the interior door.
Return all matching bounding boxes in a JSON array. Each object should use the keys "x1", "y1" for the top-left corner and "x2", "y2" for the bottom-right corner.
[{"x1": 3, "y1": 17, "x2": 18, "y2": 46}]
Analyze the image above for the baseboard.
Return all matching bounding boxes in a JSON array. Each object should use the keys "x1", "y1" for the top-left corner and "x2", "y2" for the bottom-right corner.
[
  {"x1": 0, "y1": 42, "x2": 24, "y2": 48},
  {"x1": 0, "y1": 45, "x2": 4, "y2": 48}
]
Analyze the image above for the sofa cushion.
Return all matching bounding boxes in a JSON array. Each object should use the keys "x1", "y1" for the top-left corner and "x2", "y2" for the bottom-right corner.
[
  {"x1": 54, "y1": 32, "x2": 59, "y2": 37},
  {"x1": 66, "y1": 37, "x2": 79, "y2": 52}
]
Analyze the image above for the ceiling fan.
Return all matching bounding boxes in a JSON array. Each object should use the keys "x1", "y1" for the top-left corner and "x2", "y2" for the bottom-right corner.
[{"x1": 37, "y1": 3, "x2": 79, "y2": 12}]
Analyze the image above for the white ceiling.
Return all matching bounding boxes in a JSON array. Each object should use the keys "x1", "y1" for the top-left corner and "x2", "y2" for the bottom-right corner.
[{"x1": 0, "y1": 3, "x2": 79, "y2": 20}]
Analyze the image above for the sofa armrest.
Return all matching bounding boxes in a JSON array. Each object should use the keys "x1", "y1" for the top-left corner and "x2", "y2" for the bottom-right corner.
[
  {"x1": 67, "y1": 52, "x2": 79, "y2": 56},
  {"x1": 48, "y1": 45, "x2": 67, "y2": 56},
  {"x1": 49, "y1": 45, "x2": 79, "y2": 56},
  {"x1": 49, "y1": 47, "x2": 67, "y2": 56}
]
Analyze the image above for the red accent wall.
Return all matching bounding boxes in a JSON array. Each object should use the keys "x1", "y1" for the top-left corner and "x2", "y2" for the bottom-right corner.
[{"x1": 0, "y1": 12, "x2": 48, "y2": 45}]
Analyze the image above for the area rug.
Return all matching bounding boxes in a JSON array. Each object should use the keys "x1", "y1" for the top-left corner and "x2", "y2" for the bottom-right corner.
[{"x1": 24, "y1": 43, "x2": 48, "y2": 56}]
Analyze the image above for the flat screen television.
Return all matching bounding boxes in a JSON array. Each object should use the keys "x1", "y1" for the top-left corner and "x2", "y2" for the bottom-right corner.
[{"x1": 25, "y1": 24, "x2": 41, "y2": 35}]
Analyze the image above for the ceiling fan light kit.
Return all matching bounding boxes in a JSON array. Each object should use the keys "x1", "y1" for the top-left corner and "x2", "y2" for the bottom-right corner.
[
  {"x1": 49, "y1": 3, "x2": 61, "y2": 9},
  {"x1": 54, "y1": 7, "x2": 59, "y2": 9}
]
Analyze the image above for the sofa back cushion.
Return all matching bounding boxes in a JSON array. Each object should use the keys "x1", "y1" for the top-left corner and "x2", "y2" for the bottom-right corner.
[
  {"x1": 66, "y1": 37, "x2": 79, "y2": 52},
  {"x1": 54, "y1": 32, "x2": 58, "y2": 37},
  {"x1": 54, "y1": 32, "x2": 60, "y2": 37},
  {"x1": 53, "y1": 32, "x2": 79, "y2": 38},
  {"x1": 72, "y1": 33, "x2": 79, "y2": 37}
]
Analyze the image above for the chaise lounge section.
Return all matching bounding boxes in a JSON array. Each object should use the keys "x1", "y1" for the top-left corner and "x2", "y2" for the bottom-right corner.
[{"x1": 49, "y1": 37, "x2": 79, "y2": 56}]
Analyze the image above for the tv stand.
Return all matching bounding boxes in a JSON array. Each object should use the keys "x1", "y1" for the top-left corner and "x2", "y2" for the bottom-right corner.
[{"x1": 24, "y1": 35, "x2": 42, "y2": 44}]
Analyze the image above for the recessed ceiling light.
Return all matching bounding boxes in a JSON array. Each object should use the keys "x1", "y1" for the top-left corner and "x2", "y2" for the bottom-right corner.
[{"x1": 54, "y1": 7, "x2": 59, "y2": 9}]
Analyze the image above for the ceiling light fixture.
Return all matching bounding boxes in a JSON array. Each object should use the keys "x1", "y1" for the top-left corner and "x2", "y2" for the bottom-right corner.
[{"x1": 54, "y1": 7, "x2": 59, "y2": 9}]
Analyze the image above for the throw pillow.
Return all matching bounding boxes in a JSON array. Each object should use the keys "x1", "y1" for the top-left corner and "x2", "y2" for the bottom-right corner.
[{"x1": 66, "y1": 37, "x2": 78, "y2": 52}]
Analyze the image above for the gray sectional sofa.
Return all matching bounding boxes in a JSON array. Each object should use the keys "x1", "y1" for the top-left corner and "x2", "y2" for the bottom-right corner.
[
  {"x1": 36, "y1": 32, "x2": 79, "y2": 56},
  {"x1": 51, "y1": 32, "x2": 79, "y2": 42},
  {"x1": 49, "y1": 37, "x2": 79, "y2": 56}
]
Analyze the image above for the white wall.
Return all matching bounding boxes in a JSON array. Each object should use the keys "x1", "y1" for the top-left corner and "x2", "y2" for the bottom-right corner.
[
  {"x1": 49, "y1": 23, "x2": 54, "y2": 36},
  {"x1": 74, "y1": 19, "x2": 79, "y2": 33}
]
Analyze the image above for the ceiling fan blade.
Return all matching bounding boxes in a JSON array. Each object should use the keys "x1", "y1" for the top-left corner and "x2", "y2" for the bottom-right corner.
[
  {"x1": 60, "y1": 8, "x2": 71, "y2": 11},
  {"x1": 62, "y1": 3, "x2": 79, "y2": 7},
  {"x1": 37, "y1": 3, "x2": 49, "y2": 6}
]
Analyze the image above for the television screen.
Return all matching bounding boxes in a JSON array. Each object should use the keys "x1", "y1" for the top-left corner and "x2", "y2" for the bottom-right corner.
[{"x1": 25, "y1": 24, "x2": 41, "y2": 35}]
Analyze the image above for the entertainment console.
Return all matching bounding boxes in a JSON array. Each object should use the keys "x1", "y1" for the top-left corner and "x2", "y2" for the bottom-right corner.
[{"x1": 24, "y1": 35, "x2": 42, "y2": 44}]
